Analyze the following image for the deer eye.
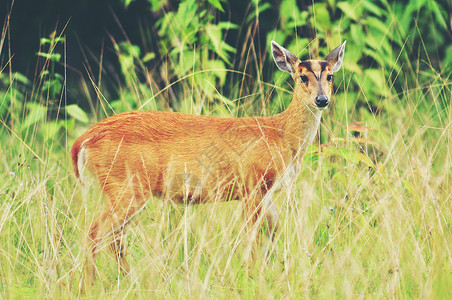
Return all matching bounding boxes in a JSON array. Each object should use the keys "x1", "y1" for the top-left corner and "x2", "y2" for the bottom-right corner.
[
  {"x1": 300, "y1": 75, "x2": 309, "y2": 84},
  {"x1": 327, "y1": 74, "x2": 333, "y2": 82}
]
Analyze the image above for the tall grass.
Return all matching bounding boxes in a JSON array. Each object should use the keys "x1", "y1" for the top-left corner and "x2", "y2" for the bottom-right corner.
[{"x1": 0, "y1": 1, "x2": 451, "y2": 298}]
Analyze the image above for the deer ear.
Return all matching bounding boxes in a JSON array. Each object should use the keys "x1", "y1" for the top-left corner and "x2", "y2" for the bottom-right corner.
[
  {"x1": 271, "y1": 41, "x2": 299, "y2": 75},
  {"x1": 325, "y1": 41, "x2": 346, "y2": 73}
]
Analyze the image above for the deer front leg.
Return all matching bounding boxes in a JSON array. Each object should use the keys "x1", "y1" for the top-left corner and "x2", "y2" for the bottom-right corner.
[
  {"x1": 242, "y1": 191, "x2": 279, "y2": 262},
  {"x1": 262, "y1": 193, "x2": 279, "y2": 239},
  {"x1": 243, "y1": 191, "x2": 280, "y2": 239}
]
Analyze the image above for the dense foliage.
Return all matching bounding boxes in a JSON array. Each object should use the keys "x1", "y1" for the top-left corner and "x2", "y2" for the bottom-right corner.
[{"x1": 0, "y1": 0, "x2": 450, "y2": 298}]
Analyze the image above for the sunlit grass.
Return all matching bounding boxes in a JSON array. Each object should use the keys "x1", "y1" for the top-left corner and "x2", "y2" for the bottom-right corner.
[{"x1": 1, "y1": 69, "x2": 450, "y2": 299}]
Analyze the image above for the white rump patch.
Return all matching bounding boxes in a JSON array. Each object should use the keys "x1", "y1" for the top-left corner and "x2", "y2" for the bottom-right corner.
[{"x1": 77, "y1": 138, "x2": 89, "y2": 186}]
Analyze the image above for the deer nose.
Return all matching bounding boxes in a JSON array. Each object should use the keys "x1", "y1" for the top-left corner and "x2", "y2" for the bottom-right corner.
[{"x1": 315, "y1": 95, "x2": 329, "y2": 108}]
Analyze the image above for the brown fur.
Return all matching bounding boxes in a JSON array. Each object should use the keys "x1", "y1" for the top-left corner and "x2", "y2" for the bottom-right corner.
[{"x1": 72, "y1": 40, "x2": 346, "y2": 285}]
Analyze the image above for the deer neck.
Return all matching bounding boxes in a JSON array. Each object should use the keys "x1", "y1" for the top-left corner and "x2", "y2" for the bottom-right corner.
[{"x1": 279, "y1": 90, "x2": 323, "y2": 158}]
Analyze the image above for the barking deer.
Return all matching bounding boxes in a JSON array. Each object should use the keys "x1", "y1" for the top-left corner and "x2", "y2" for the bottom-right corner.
[{"x1": 71, "y1": 40, "x2": 346, "y2": 283}]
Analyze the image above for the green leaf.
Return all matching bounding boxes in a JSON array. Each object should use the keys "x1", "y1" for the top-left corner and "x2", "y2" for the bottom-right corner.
[
  {"x1": 36, "y1": 52, "x2": 61, "y2": 62},
  {"x1": 354, "y1": 152, "x2": 375, "y2": 168},
  {"x1": 119, "y1": 42, "x2": 141, "y2": 58},
  {"x1": 13, "y1": 72, "x2": 30, "y2": 85},
  {"x1": 22, "y1": 103, "x2": 47, "y2": 130},
  {"x1": 362, "y1": 0, "x2": 382, "y2": 17},
  {"x1": 44, "y1": 120, "x2": 64, "y2": 142},
  {"x1": 280, "y1": 0, "x2": 302, "y2": 27},
  {"x1": 65, "y1": 104, "x2": 89, "y2": 124},
  {"x1": 149, "y1": 0, "x2": 167, "y2": 11},
  {"x1": 217, "y1": 22, "x2": 239, "y2": 31},
  {"x1": 430, "y1": 0, "x2": 447, "y2": 30},
  {"x1": 365, "y1": 17, "x2": 397, "y2": 45},
  {"x1": 205, "y1": 24, "x2": 235, "y2": 65},
  {"x1": 39, "y1": 36, "x2": 65, "y2": 45},
  {"x1": 204, "y1": 59, "x2": 227, "y2": 86},
  {"x1": 312, "y1": 3, "x2": 331, "y2": 29},
  {"x1": 123, "y1": 0, "x2": 134, "y2": 7},
  {"x1": 176, "y1": 0, "x2": 199, "y2": 30},
  {"x1": 337, "y1": 2, "x2": 361, "y2": 21},
  {"x1": 207, "y1": 0, "x2": 224, "y2": 12},
  {"x1": 142, "y1": 52, "x2": 156, "y2": 62},
  {"x1": 367, "y1": 68, "x2": 385, "y2": 89},
  {"x1": 54, "y1": 36, "x2": 65, "y2": 43},
  {"x1": 363, "y1": 68, "x2": 390, "y2": 97},
  {"x1": 40, "y1": 38, "x2": 52, "y2": 45}
]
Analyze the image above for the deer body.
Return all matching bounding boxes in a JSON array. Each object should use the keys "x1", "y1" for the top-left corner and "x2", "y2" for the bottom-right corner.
[{"x1": 71, "y1": 40, "x2": 346, "y2": 284}]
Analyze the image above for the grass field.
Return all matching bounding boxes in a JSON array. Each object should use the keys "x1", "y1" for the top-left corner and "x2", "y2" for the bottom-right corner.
[{"x1": 1, "y1": 1, "x2": 451, "y2": 298}]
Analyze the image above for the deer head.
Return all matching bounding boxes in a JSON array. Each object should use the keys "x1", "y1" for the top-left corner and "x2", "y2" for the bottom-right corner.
[{"x1": 271, "y1": 40, "x2": 346, "y2": 109}]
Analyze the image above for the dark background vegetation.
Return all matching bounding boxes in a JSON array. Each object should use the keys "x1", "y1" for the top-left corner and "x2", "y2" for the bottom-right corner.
[
  {"x1": 3, "y1": 0, "x2": 450, "y2": 109},
  {"x1": 5, "y1": 0, "x2": 279, "y2": 75}
]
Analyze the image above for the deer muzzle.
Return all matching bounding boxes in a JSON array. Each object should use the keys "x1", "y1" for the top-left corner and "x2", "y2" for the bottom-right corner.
[{"x1": 315, "y1": 95, "x2": 329, "y2": 108}]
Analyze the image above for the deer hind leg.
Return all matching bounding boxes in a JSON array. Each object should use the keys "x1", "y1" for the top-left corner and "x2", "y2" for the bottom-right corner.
[
  {"x1": 109, "y1": 228, "x2": 131, "y2": 276},
  {"x1": 84, "y1": 187, "x2": 147, "y2": 285},
  {"x1": 84, "y1": 209, "x2": 116, "y2": 285}
]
